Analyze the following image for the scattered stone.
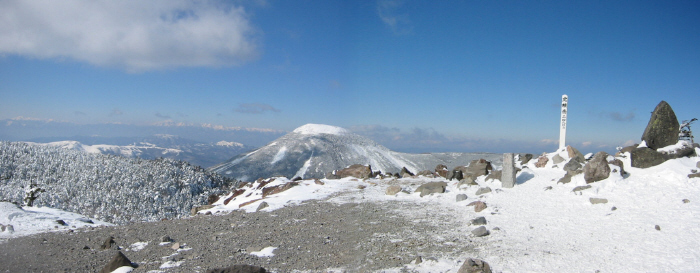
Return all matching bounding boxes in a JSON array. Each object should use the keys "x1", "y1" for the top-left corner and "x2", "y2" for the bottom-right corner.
[
  {"x1": 262, "y1": 182, "x2": 299, "y2": 198},
  {"x1": 386, "y1": 185, "x2": 402, "y2": 195},
  {"x1": 171, "y1": 242, "x2": 181, "y2": 250},
  {"x1": 475, "y1": 187, "x2": 492, "y2": 196},
  {"x1": 435, "y1": 164, "x2": 450, "y2": 178},
  {"x1": 471, "y1": 226, "x2": 490, "y2": 237},
  {"x1": 535, "y1": 156, "x2": 549, "y2": 168},
  {"x1": 689, "y1": 173, "x2": 700, "y2": 179},
  {"x1": 608, "y1": 158, "x2": 627, "y2": 176},
  {"x1": 208, "y1": 194, "x2": 220, "y2": 205},
  {"x1": 399, "y1": 167, "x2": 415, "y2": 178},
  {"x1": 611, "y1": 207, "x2": 617, "y2": 211},
  {"x1": 161, "y1": 236, "x2": 173, "y2": 243},
  {"x1": 414, "y1": 256, "x2": 423, "y2": 264},
  {"x1": 465, "y1": 159, "x2": 493, "y2": 177},
  {"x1": 655, "y1": 225, "x2": 661, "y2": 231},
  {"x1": 416, "y1": 170, "x2": 434, "y2": 177},
  {"x1": 589, "y1": 198, "x2": 608, "y2": 204},
  {"x1": 618, "y1": 144, "x2": 639, "y2": 155},
  {"x1": 256, "y1": 201, "x2": 269, "y2": 212},
  {"x1": 467, "y1": 201, "x2": 487, "y2": 212},
  {"x1": 641, "y1": 101, "x2": 680, "y2": 150},
  {"x1": 206, "y1": 265, "x2": 268, "y2": 273},
  {"x1": 458, "y1": 176, "x2": 477, "y2": 187},
  {"x1": 566, "y1": 146, "x2": 586, "y2": 162},
  {"x1": 572, "y1": 185, "x2": 592, "y2": 193},
  {"x1": 55, "y1": 220, "x2": 67, "y2": 226},
  {"x1": 99, "y1": 251, "x2": 133, "y2": 273},
  {"x1": 100, "y1": 236, "x2": 116, "y2": 250},
  {"x1": 697, "y1": 161, "x2": 700, "y2": 168},
  {"x1": 449, "y1": 170, "x2": 464, "y2": 181},
  {"x1": 83, "y1": 245, "x2": 90, "y2": 249},
  {"x1": 239, "y1": 199, "x2": 263, "y2": 208},
  {"x1": 470, "y1": 216, "x2": 487, "y2": 226},
  {"x1": 191, "y1": 205, "x2": 215, "y2": 216},
  {"x1": 485, "y1": 170, "x2": 502, "y2": 181},
  {"x1": 357, "y1": 185, "x2": 367, "y2": 190},
  {"x1": 544, "y1": 186, "x2": 553, "y2": 191},
  {"x1": 683, "y1": 199, "x2": 690, "y2": 203},
  {"x1": 415, "y1": 182, "x2": 447, "y2": 197},
  {"x1": 583, "y1": 152, "x2": 611, "y2": 183},
  {"x1": 456, "y1": 194, "x2": 468, "y2": 202},
  {"x1": 0, "y1": 224, "x2": 14, "y2": 233},
  {"x1": 518, "y1": 153, "x2": 533, "y2": 165},
  {"x1": 558, "y1": 173, "x2": 572, "y2": 184},
  {"x1": 630, "y1": 147, "x2": 667, "y2": 168},
  {"x1": 457, "y1": 258, "x2": 492, "y2": 273},
  {"x1": 563, "y1": 156, "x2": 585, "y2": 174},
  {"x1": 335, "y1": 164, "x2": 373, "y2": 179}
]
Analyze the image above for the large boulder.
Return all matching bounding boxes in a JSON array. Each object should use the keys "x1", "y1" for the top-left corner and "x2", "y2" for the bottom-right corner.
[
  {"x1": 399, "y1": 167, "x2": 415, "y2": 178},
  {"x1": 435, "y1": 164, "x2": 450, "y2": 178},
  {"x1": 641, "y1": 101, "x2": 680, "y2": 150},
  {"x1": 99, "y1": 251, "x2": 133, "y2": 273},
  {"x1": 465, "y1": 159, "x2": 492, "y2": 177},
  {"x1": 534, "y1": 155, "x2": 548, "y2": 168},
  {"x1": 659, "y1": 142, "x2": 697, "y2": 160},
  {"x1": 583, "y1": 152, "x2": 611, "y2": 184},
  {"x1": 518, "y1": 153, "x2": 533, "y2": 165},
  {"x1": 334, "y1": 164, "x2": 373, "y2": 179},
  {"x1": 566, "y1": 146, "x2": 585, "y2": 162},
  {"x1": 563, "y1": 156, "x2": 585, "y2": 174},
  {"x1": 630, "y1": 147, "x2": 667, "y2": 168},
  {"x1": 415, "y1": 182, "x2": 447, "y2": 197}
]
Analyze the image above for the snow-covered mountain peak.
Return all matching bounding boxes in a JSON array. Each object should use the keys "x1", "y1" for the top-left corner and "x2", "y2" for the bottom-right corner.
[{"x1": 292, "y1": 124, "x2": 349, "y2": 136}]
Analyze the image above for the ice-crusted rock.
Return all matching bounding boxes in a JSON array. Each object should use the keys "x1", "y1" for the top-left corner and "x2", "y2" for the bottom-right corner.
[{"x1": 642, "y1": 101, "x2": 680, "y2": 150}]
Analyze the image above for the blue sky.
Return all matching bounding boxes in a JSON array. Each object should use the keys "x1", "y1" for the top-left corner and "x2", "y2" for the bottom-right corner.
[{"x1": 1, "y1": 0, "x2": 699, "y2": 153}]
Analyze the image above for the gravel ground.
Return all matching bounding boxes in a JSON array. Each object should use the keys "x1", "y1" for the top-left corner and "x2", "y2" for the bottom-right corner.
[{"x1": 0, "y1": 184, "x2": 485, "y2": 272}]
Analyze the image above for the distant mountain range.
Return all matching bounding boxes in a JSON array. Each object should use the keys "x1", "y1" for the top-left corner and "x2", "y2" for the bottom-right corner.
[
  {"x1": 26, "y1": 134, "x2": 255, "y2": 168},
  {"x1": 209, "y1": 124, "x2": 502, "y2": 181}
]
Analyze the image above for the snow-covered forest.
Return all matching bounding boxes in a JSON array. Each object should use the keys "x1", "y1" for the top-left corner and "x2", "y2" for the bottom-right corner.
[{"x1": 0, "y1": 141, "x2": 234, "y2": 224}]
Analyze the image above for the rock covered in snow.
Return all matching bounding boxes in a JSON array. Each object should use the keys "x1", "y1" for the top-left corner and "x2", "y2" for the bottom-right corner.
[
  {"x1": 630, "y1": 147, "x2": 667, "y2": 168},
  {"x1": 641, "y1": 101, "x2": 680, "y2": 150},
  {"x1": 415, "y1": 182, "x2": 447, "y2": 197}
]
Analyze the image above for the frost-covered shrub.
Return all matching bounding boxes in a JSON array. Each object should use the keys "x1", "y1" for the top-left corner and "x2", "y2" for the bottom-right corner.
[{"x1": 0, "y1": 141, "x2": 234, "y2": 224}]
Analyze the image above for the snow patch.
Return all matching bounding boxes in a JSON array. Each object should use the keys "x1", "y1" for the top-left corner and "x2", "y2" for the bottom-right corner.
[
  {"x1": 292, "y1": 124, "x2": 349, "y2": 136},
  {"x1": 270, "y1": 146, "x2": 287, "y2": 165},
  {"x1": 250, "y1": 246, "x2": 277, "y2": 257}
]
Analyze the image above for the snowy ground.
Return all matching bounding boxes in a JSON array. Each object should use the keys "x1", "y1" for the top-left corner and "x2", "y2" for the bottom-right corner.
[
  {"x1": 0, "y1": 202, "x2": 112, "y2": 239},
  {"x1": 2, "y1": 147, "x2": 700, "y2": 272}
]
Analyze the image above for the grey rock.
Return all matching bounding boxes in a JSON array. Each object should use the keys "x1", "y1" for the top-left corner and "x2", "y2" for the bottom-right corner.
[
  {"x1": 689, "y1": 173, "x2": 700, "y2": 179},
  {"x1": 458, "y1": 176, "x2": 477, "y2": 187},
  {"x1": 465, "y1": 159, "x2": 492, "y2": 177},
  {"x1": 608, "y1": 158, "x2": 626, "y2": 175},
  {"x1": 563, "y1": 156, "x2": 585, "y2": 173},
  {"x1": 335, "y1": 164, "x2": 373, "y2": 179},
  {"x1": 161, "y1": 236, "x2": 172, "y2": 243},
  {"x1": 55, "y1": 220, "x2": 67, "y2": 226},
  {"x1": 100, "y1": 236, "x2": 116, "y2": 250},
  {"x1": 558, "y1": 172, "x2": 572, "y2": 184},
  {"x1": 697, "y1": 161, "x2": 700, "y2": 168},
  {"x1": 471, "y1": 226, "x2": 490, "y2": 237},
  {"x1": 660, "y1": 143, "x2": 697, "y2": 160},
  {"x1": 99, "y1": 251, "x2": 133, "y2": 273},
  {"x1": 475, "y1": 187, "x2": 492, "y2": 196},
  {"x1": 618, "y1": 144, "x2": 639, "y2": 155},
  {"x1": 518, "y1": 153, "x2": 533, "y2": 165},
  {"x1": 385, "y1": 185, "x2": 402, "y2": 195},
  {"x1": 470, "y1": 216, "x2": 487, "y2": 226},
  {"x1": 399, "y1": 167, "x2": 415, "y2": 178},
  {"x1": 683, "y1": 199, "x2": 690, "y2": 203},
  {"x1": 642, "y1": 101, "x2": 680, "y2": 150},
  {"x1": 566, "y1": 146, "x2": 586, "y2": 162},
  {"x1": 450, "y1": 170, "x2": 464, "y2": 181},
  {"x1": 552, "y1": 154, "x2": 565, "y2": 164},
  {"x1": 467, "y1": 201, "x2": 487, "y2": 212},
  {"x1": 630, "y1": 147, "x2": 667, "y2": 168},
  {"x1": 655, "y1": 225, "x2": 661, "y2": 231},
  {"x1": 206, "y1": 265, "x2": 268, "y2": 273},
  {"x1": 414, "y1": 256, "x2": 423, "y2": 264},
  {"x1": 590, "y1": 198, "x2": 608, "y2": 204},
  {"x1": 572, "y1": 185, "x2": 592, "y2": 193},
  {"x1": 456, "y1": 194, "x2": 468, "y2": 202},
  {"x1": 416, "y1": 170, "x2": 434, "y2": 177},
  {"x1": 485, "y1": 170, "x2": 502, "y2": 181},
  {"x1": 583, "y1": 152, "x2": 611, "y2": 184},
  {"x1": 415, "y1": 182, "x2": 447, "y2": 197},
  {"x1": 457, "y1": 258, "x2": 492, "y2": 273},
  {"x1": 256, "y1": 201, "x2": 269, "y2": 212}
]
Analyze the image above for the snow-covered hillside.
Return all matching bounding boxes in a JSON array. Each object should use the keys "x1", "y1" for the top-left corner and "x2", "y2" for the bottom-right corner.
[
  {"x1": 25, "y1": 135, "x2": 253, "y2": 168},
  {"x1": 0, "y1": 202, "x2": 111, "y2": 238},
  {"x1": 0, "y1": 141, "x2": 233, "y2": 224},
  {"x1": 209, "y1": 124, "x2": 501, "y2": 181}
]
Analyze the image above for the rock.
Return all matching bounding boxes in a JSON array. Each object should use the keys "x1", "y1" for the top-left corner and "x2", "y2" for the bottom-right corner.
[
  {"x1": 385, "y1": 185, "x2": 402, "y2": 195},
  {"x1": 415, "y1": 182, "x2": 447, "y2": 197},
  {"x1": 456, "y1": 194, "x2": 468, "y2": 202},
  {"x1": 535, "y1": 156, "x2": 549, "y2": 168},
  {"x1": 467, "y1": 201, "x2": 487, "y2": 212},
  {"x1": 56, "y1": 220, "x2": 67, "y2": 226},
  {"x1": 256, "y1": 201, "x2": 269, "y2": 212},
  {"x1": 689, "y1": 173, "x2": 700, "y2": 179},
  {"x1": 619, "y1": 144, "x2": 639, "y2": 155},
  {"x1": 698, "y1": 161, "x2": 700, "y2": 168},
  {"x1": 485, "y1": 170, "x2": 502, "y2": 181},
  {"x1": 262, "y1": 182, "x2": 298, "y2": 198},
  {"x1": 566, "y1": 146, "x2": 585, "y2": 161},
  {"x1": 471, "y1": 226, "x2": 490, "y2": 237},
  {"x1": 416, "y1": 170, "x2": 434, "y2": 177},
  {"x1": 518, "y1": 153, "x2": 533, "y2": 165},
  {"x1": 572, "y1": 185, "x2": 592, "y2": 193},
  {"x1": 191, "y1": 205, "x2": 215, "y2": 216},
  {"x1": 655, "y1": 225, "x2": 661, "y2": 231},
  {"x1": 208, "y1": 194, "x2": 220, "y2": 205},
  {"x1": 0, "y1": 224, "x2": 14, "y2": 233},
  {"x1": 558, "y1": 172, "x2": 572, "y2": 184},
  {"x1": 470, "y1": 216, "x2": 487, "y2": 226},
  {"x1": 399, "y1": 167, "x2": 415, "y2": 178},
  {"x1": 683, "y1": 199, "x2": 690, "y2": 203},
  {"x1": 590, "y1": 198, "x2": 608, "y2": 204},
  {"x1": 171, "y1": 242, "x2": 182, "y2": 250},
  {"x1": 206, "y1": 265, "x2": 268, "y2": 273},
  {"x1": 642, "y1": 101, "x2": 680, "y2": 150},
  {"x1": 457, "y1": 258, "x2": 492, "y2": 273},
  {"x1": 335, "y1": 164, "x2": 373, "y2": 179},
  {"x1": 161, "y1": 236, "x2": 173, "y2": 243},
  {"x1": 450, "y1": 170, "x2": 464, "y2": 181},
  {"x1": 465, "y1": 159, "x2": 492, "y2": 177},
  {"x1": 659, "y1": 143, "x2": 697, "y2": 160},
  {"x1": 501, "y1": 153, "x2": 517, "y2": 188},
  {"x1": 100, "y1": 236, "x2": 116, "y2": 250},
  {"x1": 630, "y1": 147, "x2": 667, "y2": 168},
  {"x1": 608, "y1": 158, "x2": 626, "y2": 175},
  {"x1": 314, "y1": 179, "x2": 324, "y2": 185},
  {"x1": 458, "y1": 176, "x2": 477, "y2": 187},
  {"x1": 563, "y1": 156, "x2": 585, "y2": 174},
  {"x1": 583, "y1": 152, "x2": 611, "y2": 183},
  {"x1": 552, "y1": 154, "x2": 565, "y2": 164},
  {"x1": 475, "y1": 187, "x2": 492, "y2": 196},
  {"x1": 99, "y1": 251, "x2": 133, "y2": 273},
  {"x1": 435, "y1": 164, "x2": 450, "y2": 178},
  {"x1": 414, "y1": 256, "x2": 423, "y2": 264}
]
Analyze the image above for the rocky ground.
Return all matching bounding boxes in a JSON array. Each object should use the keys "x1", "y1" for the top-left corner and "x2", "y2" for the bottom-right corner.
[{"x1": 0, "y1": 184, "x2": 485, "y2": 273}]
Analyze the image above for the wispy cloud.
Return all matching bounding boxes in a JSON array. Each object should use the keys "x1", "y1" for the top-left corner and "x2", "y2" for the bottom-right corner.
[
  {"x1": 376, "y1": 0, "x2": 412, "y2": 35},
  {"x1": 234, "y1": 103, "x2": 281, "y2": 114},
  {"x1": 608, "y1": 111, "x2": 635, "y2": 122},
  {"x1": 109, "y1": 108, "x2": 123, "y2": 117},
  {"x1": 0, "y1": 1, "x2": 259, "y2": 72},
  {"x1": 581, "y1": 141, "x2": 593, "y2": 147},
  {"x1": 74, "y1": 111, "x2": 86, "y2": 116}
]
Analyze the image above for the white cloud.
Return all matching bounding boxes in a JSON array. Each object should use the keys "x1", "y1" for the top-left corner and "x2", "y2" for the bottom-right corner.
[
  {"x1": 581, "y1": 141, "x2": 593, "y2": 147},
  {"x1": 376, "y1": 0, "x2": 412, "y2": 35},
  {"x1": 0, "y1": 0, "x2": 259, "y2": 72}
]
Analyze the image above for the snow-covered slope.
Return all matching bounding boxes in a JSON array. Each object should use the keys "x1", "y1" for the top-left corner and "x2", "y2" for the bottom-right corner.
[
  {"x1": 209, "y1": 124, "x2": 501, "y2": 181},
  {"x1": 0, "y1": 202, "x2": 111, "y2": 239},
  {"x1": 25, "y1": 135, "x2": 253, "y2": 168}
]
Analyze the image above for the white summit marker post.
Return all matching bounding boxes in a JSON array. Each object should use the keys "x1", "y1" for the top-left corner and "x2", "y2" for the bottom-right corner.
[{"x1": 559, "y1": 94, "x2": 568, "y2": 150}]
